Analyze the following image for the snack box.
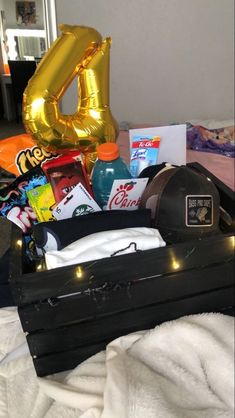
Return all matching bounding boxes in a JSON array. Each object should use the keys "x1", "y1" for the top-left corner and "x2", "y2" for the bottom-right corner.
[{"x1": 9, "y1": 163, "x2": 235, "y2": 377}]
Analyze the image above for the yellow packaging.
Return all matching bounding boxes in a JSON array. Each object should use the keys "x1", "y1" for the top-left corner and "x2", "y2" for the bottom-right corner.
[{"x1": 27, "y1": 183, "x2": 56, "y2": 222}]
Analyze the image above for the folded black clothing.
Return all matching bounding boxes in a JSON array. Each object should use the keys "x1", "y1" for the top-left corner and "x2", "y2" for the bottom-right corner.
[{"x1": 32, "y1": 209, "x2": 152, "y2": 252}]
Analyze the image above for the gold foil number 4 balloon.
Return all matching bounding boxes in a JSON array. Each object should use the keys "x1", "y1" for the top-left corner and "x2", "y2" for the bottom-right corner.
[{"x1": 23, "y1": 25, "x2": 119, "y2": 172}]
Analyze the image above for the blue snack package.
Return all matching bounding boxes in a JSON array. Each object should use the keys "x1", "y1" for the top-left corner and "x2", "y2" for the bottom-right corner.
[{"x1": 0, "y1": 166, "x2": 48, "y2": 255}]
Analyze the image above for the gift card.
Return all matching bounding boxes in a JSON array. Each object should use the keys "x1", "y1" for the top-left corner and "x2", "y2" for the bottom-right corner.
[
  {"x1": 107, "y1": 178, "x2": 148, "y2": 210},
  {"x1": 53, "y1": 182, "x2": 101, "y2": 220}
]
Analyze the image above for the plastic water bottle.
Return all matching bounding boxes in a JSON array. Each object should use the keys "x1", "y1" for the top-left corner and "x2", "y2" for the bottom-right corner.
[{"x1": 92, "y1": 143, "x2": 132, "y2": 209}]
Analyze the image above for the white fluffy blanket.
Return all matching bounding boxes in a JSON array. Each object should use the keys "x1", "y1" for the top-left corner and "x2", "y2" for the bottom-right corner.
[{"x1": 0, "y1": 309, "x2": 234, "y2": 418}]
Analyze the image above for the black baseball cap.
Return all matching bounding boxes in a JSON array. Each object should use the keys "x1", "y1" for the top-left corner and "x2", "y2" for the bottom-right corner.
[{"x1": 139, "y1": 165, "x2": 221, "y2": 243}]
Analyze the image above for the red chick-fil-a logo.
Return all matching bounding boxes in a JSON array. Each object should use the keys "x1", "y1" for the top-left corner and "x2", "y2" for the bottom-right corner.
[{"x1": 108, "y1": 182, "x2": 140, "y2": 209}]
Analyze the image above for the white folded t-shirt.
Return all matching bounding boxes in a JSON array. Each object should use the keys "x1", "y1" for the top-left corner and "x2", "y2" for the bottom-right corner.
[{"x1": 45, "y1": 227, "x2": 166, "y2": 270}]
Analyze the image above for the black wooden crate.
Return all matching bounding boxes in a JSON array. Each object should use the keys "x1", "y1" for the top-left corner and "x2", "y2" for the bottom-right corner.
[{"x1": 9, "y1": 163, "x2": 235, "y2": 377}]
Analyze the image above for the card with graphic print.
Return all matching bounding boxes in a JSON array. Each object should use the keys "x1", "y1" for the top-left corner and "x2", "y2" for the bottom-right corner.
[
  {"x1": 53, "y1": 182, "x2": 101, "y2": 220},
  {"x1": 107, "y1": 178, "x2": 148, "y2": 211}
]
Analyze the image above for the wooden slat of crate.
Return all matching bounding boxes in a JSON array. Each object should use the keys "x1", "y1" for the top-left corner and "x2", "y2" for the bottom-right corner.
[
  {"x1": 33, "y1": 340, "x2": 108, "y2": 377},
  {"x1": 32, "y1": 286, "x2": 234, "y2": 377},
  {"x1": 19, "y1": 259, "x2": 234, "y2": 332},
  {"x1": 27, "y1": 285, "x2": 234, "y2": 357},
  {"x1": 9, "y1": 230, "x2": 234, "y2": 307}
]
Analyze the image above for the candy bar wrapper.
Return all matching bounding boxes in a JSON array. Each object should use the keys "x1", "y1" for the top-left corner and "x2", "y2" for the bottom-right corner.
[
  {"x1": 27, "y1": 183, "x2": 56, "y2": 222},
  {"x1": 42, "y1": 151, "x2": 92, "y2": 204},
  {"x1": 0, "y1": 166, "x2": 48, "y2": 255}
]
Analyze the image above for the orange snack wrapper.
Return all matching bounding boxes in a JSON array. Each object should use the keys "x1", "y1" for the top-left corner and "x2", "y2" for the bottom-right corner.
[{"x1": 0, "y1": 133, "x2": 59, "y2": 176}]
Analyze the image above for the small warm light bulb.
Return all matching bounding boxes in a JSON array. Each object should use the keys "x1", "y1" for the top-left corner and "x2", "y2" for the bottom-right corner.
[
  {"x1": 16, "y1": 239, "x2": 22, "y2": 248},
  {"x1": 172, "y1": 260, "x2": 180, "y2": 270},
  {"x1": 230, "y1": 236, "x2": 235, "y2": 248},
  {"x1": 75, "y1": 266, "x2": 83, "y2": 280},
  {"x1": 36, "y1": 264, "x2": 42, "y2": 271}
]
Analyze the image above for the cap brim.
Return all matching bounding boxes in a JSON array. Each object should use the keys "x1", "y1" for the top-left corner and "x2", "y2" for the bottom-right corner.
[{"x1": 159, "y1": 226, "x2": 222, "y2": 245}]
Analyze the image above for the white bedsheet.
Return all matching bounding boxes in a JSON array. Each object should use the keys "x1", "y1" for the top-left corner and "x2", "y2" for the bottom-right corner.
[{"x1": 0, "y1": 308, "x2": 234, "y2": 418}]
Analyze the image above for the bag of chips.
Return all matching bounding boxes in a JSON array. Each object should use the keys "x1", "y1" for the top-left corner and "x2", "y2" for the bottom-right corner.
[{"x1": 0, "y1": 133, "x2": 59, "y2": 176}]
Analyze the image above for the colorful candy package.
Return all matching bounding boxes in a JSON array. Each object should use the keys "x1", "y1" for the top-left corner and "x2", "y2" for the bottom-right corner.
[
  {"x1": 27, "y1": 183, "x2": 56, "y2": 222},
  {"x1": 43, "y1": 151, "x2": 92, "y2": 203},
  {"x1": 0, "y1": 166, "x2": 48, "y2": 254}
]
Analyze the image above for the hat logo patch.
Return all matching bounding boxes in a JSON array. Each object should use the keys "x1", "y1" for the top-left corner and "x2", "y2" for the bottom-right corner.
[{"x1": 186, "y1": 195, "x2": 213, "y2": 227}]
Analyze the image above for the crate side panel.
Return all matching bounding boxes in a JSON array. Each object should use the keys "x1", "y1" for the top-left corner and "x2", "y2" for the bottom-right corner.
[
  {"x1": 14, "y1": 234, "x2": 234, "y2": 306},
  {"x1": 18, "y1": 260, "x2": 234, "y2": 332},
  {"x1": 32, "y1": 285, "x2": 234, "y2": 376}
]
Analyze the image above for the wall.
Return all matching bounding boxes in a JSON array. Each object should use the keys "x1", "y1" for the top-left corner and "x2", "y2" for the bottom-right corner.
[
  {"x1": 0, "y1": 0, "x2": 4, "y2": 73},
  {"x1": 56, "y1": 0, "x2": 234, "y2": 125}
]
